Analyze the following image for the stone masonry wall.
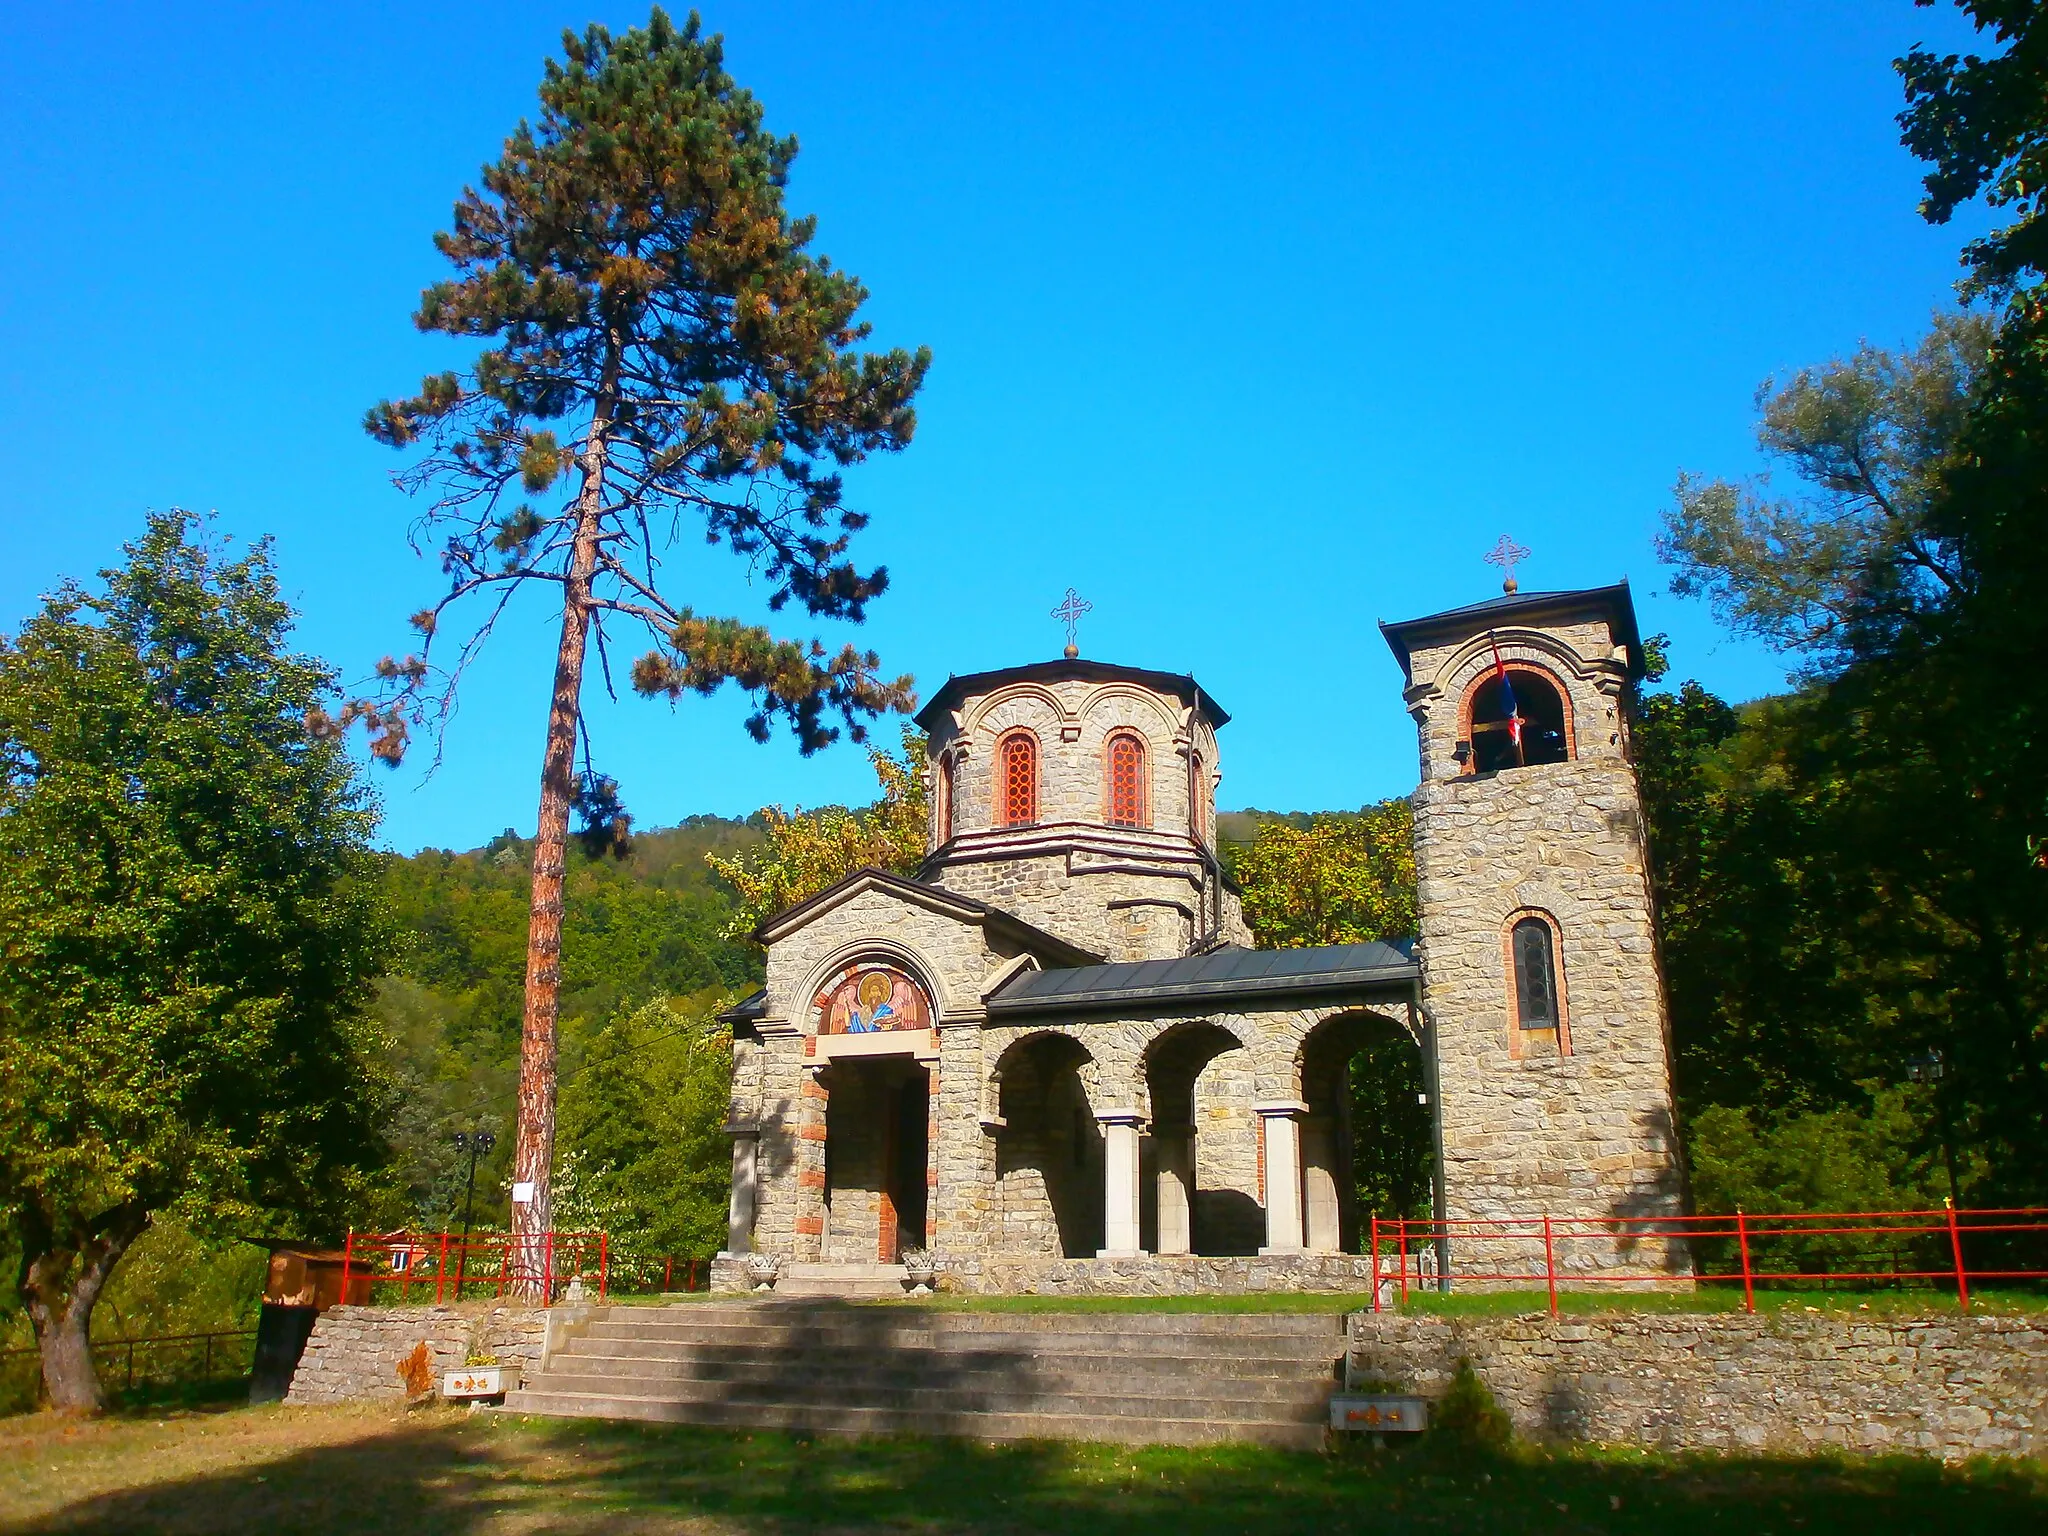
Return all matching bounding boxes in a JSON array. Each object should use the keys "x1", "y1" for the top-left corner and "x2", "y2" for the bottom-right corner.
[
  {"x1": 1346, "y1": 1310, "x2": 2048, "y2": 1460},
  {"x1": 283, "y1": 1305, "x2": 547, "y2": 1404}
]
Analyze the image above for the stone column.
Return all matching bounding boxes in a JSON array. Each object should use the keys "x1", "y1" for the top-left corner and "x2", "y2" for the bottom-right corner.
[
  {"x1": 722, "y1": 1126, "x2": 758, "y2": 1256},
  {"x1": 1097, "y1": 1112, "x2": 1145, "y2": 1257},
  {"x1": 1257, "y1": 1101, "x2": 1307, "y2": 1254},
  {"x1": 1154, "y1": 1128, "x2": 1193, "y2": 1256}
]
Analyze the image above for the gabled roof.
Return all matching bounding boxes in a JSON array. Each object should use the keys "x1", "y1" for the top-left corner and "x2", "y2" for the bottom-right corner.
[
  {"x1": 913, "y1": 658, "x2": 1230, "y2": 732},
  {"x1": 986, "y1": 940, "x2": 1417, "y2": 1016},
  {"x1": 1379, "y1": 582, "x2": 1645, "y2": 680},
  {"x1": 752, "y1": 865, "x2": 1104, "y2": 968}
]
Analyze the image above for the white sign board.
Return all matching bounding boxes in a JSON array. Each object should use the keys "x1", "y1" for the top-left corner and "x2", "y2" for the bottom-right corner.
[{"x1": 511, "y1": 1181, "x2": 535, "y2": 1205}]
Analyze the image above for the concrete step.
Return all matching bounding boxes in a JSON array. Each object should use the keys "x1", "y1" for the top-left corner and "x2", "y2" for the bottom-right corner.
[
  {"x1": 569, "y1": 1327, "x2": 1343, "y2": 1368},
  {"x1": 521, "y1": 1370, "x2": 1329, "y2": 1421},
  {"x1": 537, "y1": 1353, "x2": 1338, "y2": 1401},
  {"x1": 577, "y1": 1318, "x2": 1342, "y2": 1354},
  {"x1": 557, "y1": 1338, "x2": 1341, "y2": 1376},
  {"x1": 582, "y1": 1305, "x2": 1343, "y2": 1337},
  {"x1": 498, "y1": 1390, "x2": 1327, "y2": 1451}
]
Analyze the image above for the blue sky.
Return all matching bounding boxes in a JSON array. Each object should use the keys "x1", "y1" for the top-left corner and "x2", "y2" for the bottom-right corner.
[{"x1": 0, "y1": 2, "x2": 1991, "y2": 852}]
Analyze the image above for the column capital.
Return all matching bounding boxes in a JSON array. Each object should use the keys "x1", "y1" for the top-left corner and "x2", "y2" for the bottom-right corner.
[
  {"x1": 1253, "y1": 1099, "x2": 1309, "y2": 1119},
  {"x1": 1094, "y1": 1108, "x2": 1147, "y2": 1126}
]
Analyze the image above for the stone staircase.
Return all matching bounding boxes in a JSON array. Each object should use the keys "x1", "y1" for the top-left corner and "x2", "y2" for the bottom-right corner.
[{"x1": 502, "y1": 1301, "x2": 1345, "y2": 1448}]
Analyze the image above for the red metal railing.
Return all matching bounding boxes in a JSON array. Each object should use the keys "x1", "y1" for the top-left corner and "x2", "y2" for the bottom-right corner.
[
  {"x1": 337, "y1": 1232, "x2": 715, "y2": 1305},
  {"x1": 342, "y1": 1230, "x2": 610, "y2": 1305},
  {"x1": 1368, "y1": 1203, "x2": 2048, "y2": 1315}
]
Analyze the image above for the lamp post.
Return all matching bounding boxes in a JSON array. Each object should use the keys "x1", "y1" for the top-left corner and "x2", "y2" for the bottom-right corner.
[
  {"x1": 451, "y1": 1129, "x2": 495, "y2": 1299},
  {"x1": 1906, "y1": 1051, "x2": 1958, "y2": 1205}
]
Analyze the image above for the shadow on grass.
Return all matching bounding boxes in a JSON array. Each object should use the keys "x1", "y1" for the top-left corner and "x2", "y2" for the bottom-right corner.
[{"x1": 16, "y1": 1410, "x2": 2048, "y2": 1536}]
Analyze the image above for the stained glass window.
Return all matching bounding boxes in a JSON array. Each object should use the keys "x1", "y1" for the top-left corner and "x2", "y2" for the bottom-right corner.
[
  {"x1": 1107, "y1": 733, "x2": 1147, "y2": 827},
  {"x1": 998, "y1": 731, "x2": 1037, "y2": 827}
]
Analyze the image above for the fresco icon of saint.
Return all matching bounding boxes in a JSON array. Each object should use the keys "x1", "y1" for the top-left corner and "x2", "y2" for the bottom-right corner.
[{"x1": 814, "y1": 964, "x2": 930, "y2": 1035}]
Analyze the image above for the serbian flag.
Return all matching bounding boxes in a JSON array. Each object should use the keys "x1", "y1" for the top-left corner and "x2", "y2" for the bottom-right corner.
[{"x1": 1489, "y1": 632, "x2": 1524, "y2": 763}]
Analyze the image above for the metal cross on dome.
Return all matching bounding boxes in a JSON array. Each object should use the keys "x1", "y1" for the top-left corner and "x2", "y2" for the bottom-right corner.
[
  {"x1": 1052, "y1": 587, "x2": 1093, "y2": 658},
  {"x1": 1484, "y1": 534, "x2": 1531, "y2": 594}
]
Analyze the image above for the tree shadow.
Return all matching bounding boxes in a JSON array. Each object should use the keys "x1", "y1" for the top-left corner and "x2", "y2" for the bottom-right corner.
[{"x1": 16, "y1": 1407, "x2": 2048, "y2": 1534}]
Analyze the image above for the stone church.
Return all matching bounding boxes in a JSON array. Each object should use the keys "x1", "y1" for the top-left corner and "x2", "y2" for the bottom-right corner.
[{"x1": 713, "y1": 581, "x2": 1687, "y2": 1294}]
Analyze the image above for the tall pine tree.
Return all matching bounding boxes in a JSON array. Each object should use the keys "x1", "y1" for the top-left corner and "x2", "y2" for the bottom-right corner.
[{"x1": 351, "y1": 9, "x2": 928, "y2": 1286}]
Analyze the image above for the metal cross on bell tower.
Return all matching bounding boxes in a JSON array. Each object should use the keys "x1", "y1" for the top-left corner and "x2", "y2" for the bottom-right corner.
[
  {"x1": 1052, "y1": 587, "x2": 1093, "y2": 658},
  {"x1": 1484, "y1": 534, "x2": 1531, "y2": 594}
]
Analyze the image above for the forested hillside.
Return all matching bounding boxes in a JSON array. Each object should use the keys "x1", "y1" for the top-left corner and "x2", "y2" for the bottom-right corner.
[{"x1": 370, "y1": 816, "x2": 764, "y2": 1240}]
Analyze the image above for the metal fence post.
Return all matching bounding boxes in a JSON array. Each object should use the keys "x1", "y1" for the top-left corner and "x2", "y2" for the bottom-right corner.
[
  {"x1": 1369, "y1": 1214, "x2": 1380, "y2": 1313},
  {"x1": 1946, "y1": 1198, "x2": 1970, "y2": 1311},
  {"x1": 598, "y1": 1233, "x2": 608, "y2": 1302},
  {"x1": 1736, "y1": 1207, "x2": 1755, "y2": 1314},
  {"x1": 1397, "y1": 1220, "x2": 1410, "y2": 1305},
  {"x1": 437, "y1": 1232, "x2": 449, "y2": 1305},
  {"x1": 544, "y1": 1231, "x2": 555, "y2": 1305},
  {"x1": 665, "y1": 1256, "x2": 673, "y2": 1294},
  {"x1": 1543, "y1": 1213, "x2": 1558, "y2": 1317},
  {"x1": 341, "y1": 1227, "x2": 353, "y2": 1307}
]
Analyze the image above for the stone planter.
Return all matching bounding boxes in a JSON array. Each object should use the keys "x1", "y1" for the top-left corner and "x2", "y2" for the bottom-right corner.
[
  {"x1": 901, "y1": 1250, "x2": 939, "y2": 1295},
  {"x1": 745, "y1": 1253, "x2": 782, "y2": 1292},
  {"x1": 442, "y1": 1365, "x2": 516, "y2": 1401}
]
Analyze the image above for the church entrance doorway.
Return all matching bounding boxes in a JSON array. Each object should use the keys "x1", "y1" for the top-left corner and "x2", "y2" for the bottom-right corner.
[{"x1": 821, "y1": 1058, "x2": 931, "y2": 1264}]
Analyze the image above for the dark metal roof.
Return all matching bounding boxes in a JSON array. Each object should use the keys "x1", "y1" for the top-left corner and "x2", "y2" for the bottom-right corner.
[
  {"x1": 717, "y1": 987, "x2": 768, "y2": 1026},
  {"x1": 986, "y1": 940, "x2": 1418, "y2": 1016},
  {"x1": 1378, "y1": 582, "x2": 1645, "y2": 680},
  {"x1": 914, "y1": 659, "x2": 1229, "y2": 732}
]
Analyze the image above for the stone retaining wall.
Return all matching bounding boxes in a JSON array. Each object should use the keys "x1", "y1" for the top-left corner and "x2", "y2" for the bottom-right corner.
[
  {"x1": 1347, "y1": 1310, "x2": 2048, "y2": 1460},
  {"x1": 283, "y1": 1305, "x2": 548, "y2": 1405}
]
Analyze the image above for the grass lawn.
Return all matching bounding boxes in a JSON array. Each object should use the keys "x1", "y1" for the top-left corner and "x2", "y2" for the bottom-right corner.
[{"x1": 1, "y1": 1399, "x2": 2042, "y2": 1535}]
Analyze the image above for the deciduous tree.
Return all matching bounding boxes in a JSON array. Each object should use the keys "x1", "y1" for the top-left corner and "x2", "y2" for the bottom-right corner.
[
  {"x1": 1225, "y1": 803, "x2": 1417, "y2": 950},
  {"x1": 706, "y1": 724, "x2": 927, "y2": 937},
  {"x1": 354, "y1": 9, "x2": 928, "y2": 1284},
  {"x1": 0, "y1": 513, "x2": 388, "y2": 1412}
]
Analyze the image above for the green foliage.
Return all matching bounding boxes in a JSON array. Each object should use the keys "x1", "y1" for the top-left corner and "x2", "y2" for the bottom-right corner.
[
  {"x1": 1660, "y1": 312, "x2": 1990, "y2": 672},
  {"x1": 555, "y1": 994, "x2": 736, "y2": 1267},
  {"x1": 370, "y1": 818, "x2": 761, "y2": 1230},
  {"x1": 1899, "y1": 2, "x2": 2048, "y2": 297},
  {"x1": 0, "y1": 512, "x2": 389, "y2": 1407},
  {"x1": 1225, "y1": 801, "x2": 1418, "y2": 949},
  {"x1": 1348, "y1": 1028, "x2": 1433, "y2": 1222},
  {"x1": 1430, "y1": 1358, "x2": 1513, "y2": 1452},
  {"x1": 1652, "y1": 283, "x2": 2048, "y2": 1209},
  {"x1": 707, "y1": 724, "x2": 927, "y2": 937}
]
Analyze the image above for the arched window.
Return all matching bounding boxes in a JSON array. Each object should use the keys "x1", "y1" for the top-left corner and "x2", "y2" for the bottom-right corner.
[
  {"x1": 997, "y1": 730, "x2": 1038, "y2": 827},
  {"x1": 937, "y1": 754, "x2": 955, "y2": 844},
  {"x1": 1106, "y1": 732, "x2": 1147, "y2": 827},
  {"x1": 1507, "y1": 914, "x2": 1568, "y2": 1056},
  {"x1": 1189, "y1": 751, "x2": 1206, "y2": 844},
  {"x1": 1467, "y1": 666, "x2": 1570, "y2": 772}
]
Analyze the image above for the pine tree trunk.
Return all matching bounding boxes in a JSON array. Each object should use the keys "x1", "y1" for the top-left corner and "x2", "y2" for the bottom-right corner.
[
  {"x1": 21, "y1": 1207, "x2": 147, "y2": 1414},
  {"x1": 510, "y1": 376, "x2": 616, "y2": 1299}
]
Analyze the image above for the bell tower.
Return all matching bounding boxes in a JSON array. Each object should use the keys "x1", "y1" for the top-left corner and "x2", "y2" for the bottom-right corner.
[{"x1": 1381, "y1": 581, "x2": 1687, "y2": 1278}]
